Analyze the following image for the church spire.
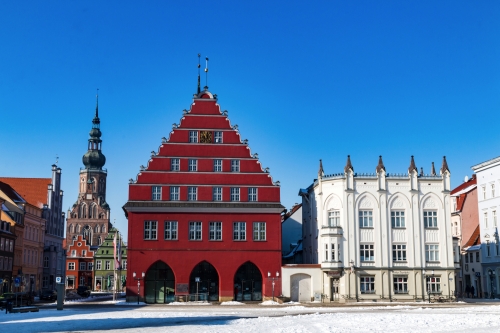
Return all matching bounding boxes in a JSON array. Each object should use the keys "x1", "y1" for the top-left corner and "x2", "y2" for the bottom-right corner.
[
  {"x1": 93, "y1": 89, "x2": 100, "y2": 127},
  {"x1": 83, "y1": 93, "x2": 106, "y2": 170}
]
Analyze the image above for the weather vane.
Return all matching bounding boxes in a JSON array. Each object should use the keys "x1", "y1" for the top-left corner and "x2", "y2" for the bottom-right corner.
[{"x1": 204, "y1": 56, "x2": 209, "y2": 89}]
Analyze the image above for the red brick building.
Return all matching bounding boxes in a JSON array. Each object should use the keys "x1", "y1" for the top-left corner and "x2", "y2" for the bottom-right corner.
[
  {"x1": 65, "y1": 235, "x2": 94, "y2": 290},
  {"x1": 124, "y1": 87, "x2": 283, "y2": 303}
]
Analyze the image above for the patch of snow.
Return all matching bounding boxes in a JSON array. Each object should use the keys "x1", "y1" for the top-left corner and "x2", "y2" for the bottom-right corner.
[
  {"x1": 259, "y1": 300, "x2": 282, "y2": 306},
  {"x1": 220, "y1": 301, "x2": 244, "y2": 306},
  {"x1": 167, "y1": 301, "x2": 212, "y2": 306},
  {"x1": 284, "y1": 301, "x2": 301, "y2": 305}
]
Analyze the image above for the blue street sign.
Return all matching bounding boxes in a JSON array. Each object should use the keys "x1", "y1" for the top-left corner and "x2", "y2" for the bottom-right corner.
[{"x1": 14, "y1": 277, "x2": 20, "y2": 287}]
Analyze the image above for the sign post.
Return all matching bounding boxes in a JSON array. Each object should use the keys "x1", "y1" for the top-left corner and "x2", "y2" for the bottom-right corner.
[{"x1": 56, "y1": 277, "x2": 64, "y2": 310}]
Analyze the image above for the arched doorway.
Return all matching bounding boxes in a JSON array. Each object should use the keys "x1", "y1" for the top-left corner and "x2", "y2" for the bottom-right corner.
[
  {"x1": 189, "y1": 261, "x2": 219, "y2": 301},
  {"x1": 144, "y1": 261, "x2": 175, "y2": 304},
  {"x1": 234, "y1": 262, "x2": 262, "y2": 301}
]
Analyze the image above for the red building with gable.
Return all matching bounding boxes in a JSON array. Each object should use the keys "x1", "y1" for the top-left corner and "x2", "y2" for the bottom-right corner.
[
  {"x1": 124, "y1": 85, "x2": 283, "y2": 303},
  {"x1": 65, "y1": 235, "x2": 94, "y2": 290}
]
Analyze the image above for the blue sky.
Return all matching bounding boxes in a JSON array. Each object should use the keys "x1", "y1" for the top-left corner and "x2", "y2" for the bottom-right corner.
[{"x1": 1, "y1": 1, "x2": 499, "y2": 239}]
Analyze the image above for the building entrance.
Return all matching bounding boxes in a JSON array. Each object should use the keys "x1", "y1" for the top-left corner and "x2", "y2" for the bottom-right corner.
[
  {"x1": 234, "y1": 262, "x2": 262, "y2": 301},
  {"x1": 144, "y1": 261, "x2": 175, "y2": 304},
  {"x1": 189, "y1": 261, "x2": 219, "y2": 301},
  {"x1": 331, "y1": 278, "x2": 340, "y2": 301}
]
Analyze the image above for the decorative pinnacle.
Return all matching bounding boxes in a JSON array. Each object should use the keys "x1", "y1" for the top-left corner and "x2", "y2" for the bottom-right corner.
[
  {"x1": 344, "y1": 155, "x2": 354, "y2": 173},
  {"x1": 431, "y1": 162, "x2": 437, "y2": 176},
  {"x1": 318, "y1": 159, "x2": 324, "y2": 177},
  {"x1": 440, "y1": 156, "x2": 450, "y2": 174},
  {"x1": 408, "y1": 156, "x2": 417, "y2": 174},
  {"x1": 376, "y1": 155, "x2": 385, "y2": 173}
]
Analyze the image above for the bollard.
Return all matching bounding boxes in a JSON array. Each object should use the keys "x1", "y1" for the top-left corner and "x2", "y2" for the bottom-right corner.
[{"x1": 56, "y1": 283, "x2": 64, "y2": 310}]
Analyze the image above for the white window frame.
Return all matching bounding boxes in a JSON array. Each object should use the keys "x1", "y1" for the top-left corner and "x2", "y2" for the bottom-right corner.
[
  {"x1": 213, "y1": 187, "x2": 222, "y2": 201},
  {"x1": 68, "y1": 262, "x2": 75, "y2": 270},
  {"x1": 424, "y1": 211, "x2": 438, "y2": 228},
  {"x1": 152, "y1": 186, "x2": 161, "y2": 201},
  {"x1": 248, "y1": 187, "x2": 257, "y2": 202},
  {"x1": 492, "y1": 183, "x2": 496, "y2": 198},
  {"x1": 88, "y1": 262, "x2": 93, "y2": 271},
  {"x1": 105, "y1": 261, "x2": 110, "y2": 270},
  {"x1": 233, "y1": 222, "x2": 246, "y2": 241},
  {"x1": 253, "y1": 222, "x2": 266, "y2": 241},
  {"x1": 188, "y1": 187, "x2": 198, "y2": 201},
  {"x1": 427, "y1": 277, "x2": 441, "y2": 294},
  {"x1": 209, "y1": 222, "x2": 222, "y2": 241},
  {"x1": 170, "y1": 186, "x2": 180, "y2": 201},
  {"x1": 188, "y1": 159, "x2": 197, "y2": 172},
  {"x1": 96, "y1": 260, "x2": 102, "y2": 270},
  {"x1": 214, "y1": 131, "x2": 223, "y2": 143},
  {"x1": 189, "y1": 131, "x2": 198, "y2": 143},
  {"x1": 144, "y1": 221, "x2": 158, "y2": 240},
  {"x1": 122, "y1": 260, "x2": 127, "y2": 270},
  {"x1": 359, "y1": 210, "x2": 373, "y2": 228},
  {"x1": 360, "y1": 276, "x2": 375, "y2": 294},
  {"x1": 164, "y1": 221, "x2": 178, "y2": 240},
  {"x1": 79, "y1": 262, "x2": 86, "y2": 271},
  {"x1": 391, "y1": 211, "x2": 405, "y2": 228},
  {"x1": 230, "y1": 187, "x2": 240, "y2": 201},
  {"x1": 328, "y1": 210, "x2": 340, "y2": 227},
  {"x1": 394, "y1": 276, "x2": 408, "y2": 294},
  {"x1": 213, "y1": 159, "x2": 222, "y2": 172},
  {"x1": 231, "y1": 160, "x2": 240, "y2": 172},
  {"x1": 425, "y1": 244, "x2": 439, "y2": 262},
  {"x1": 484, "y1": 212, "x2": 488, "y2": 228},
  {"x1": 189, "y1": 221, "x2": 202, "y2": 240},
  {"x1": 170, "y1": 158, "x2": 180, "y2": 171},
  {"x1": 392, "y1": 244, "x2": 407, "y2": 261},
  {"x1": 360, "y1": 244, "x2": 374, "y2": 261}
]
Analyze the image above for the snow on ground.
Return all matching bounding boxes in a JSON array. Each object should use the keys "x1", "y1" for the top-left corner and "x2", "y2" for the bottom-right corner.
[
  {"x1": 1, "y1": 303, "x2": 500, "y2": 332},
  {"x1": 221, "y1": 301, "x2": 245, "y2": 305}
]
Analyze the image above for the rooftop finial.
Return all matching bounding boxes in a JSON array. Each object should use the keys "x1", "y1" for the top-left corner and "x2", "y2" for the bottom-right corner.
[
  {"x1": 376, "y1": 155, "x2": 385, "y2": 173},
  {"x1": 408, "y1": 155, "x2": 417, "y2": 174},
  {"x1": 95, "y1": 88, "x2": 99, "y2": 118},
  {"x1": 420, "y1": 167, "x2": 424, "y2": 177},
  {"x1": 204, "y1": 56, "x2": 209, "y2": 90},
  {"x1": 197, "y1": 53, "x2": 201, "y2": 94},
  {"x1": 318, "y1": 159, "x2": 324, "y2": 177},
  {"x1": 431, "y1": 162, "x2": 437, "y2": 176},
  {"x1": 440, "y1": 156, "x2": 450, "y2": 174},
  {"x1": 344, "y1": 155, "x2": 354, "y2": 173}
]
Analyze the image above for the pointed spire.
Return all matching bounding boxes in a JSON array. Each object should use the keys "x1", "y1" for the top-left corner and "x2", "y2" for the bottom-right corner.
[
  {"x1": 197, "y1": 53, "x2": 201, "y2": 94},
  {"x1": 92, "y1": 89, "x2": 100, "y2": 126},
  {"x1": 420, "y1": 167, "x2": 424, "y2": 177},
  {"x1": 431, "y1": 162, "x2": 437, "y2": 176},
  {"x1": 440, "y1": 156, "x2": 450, "y2": 174},
  {"x1": 318, "y1": 159, "x2": 324, "y2": 177},
  {"x1": 344, "y1": 155, "x2": 354, "y2": 173},
  {"x1": 376, "y1": 155, "x2": 385, "y2": 173},
  {"x1": 408, "y1": 156, "x2": 417, "y2": 174}
]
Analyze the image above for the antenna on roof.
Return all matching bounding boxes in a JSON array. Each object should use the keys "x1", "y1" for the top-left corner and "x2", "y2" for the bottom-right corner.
[
  {"x1": 55, "y1": 154, "x2": 59, "y2": 165},
  {"x1": 197, "y1": 54, "x2": 201, "y2": 94},
  {"x1": 204, "y1": 56, "x2": 209, "y2": 89}
]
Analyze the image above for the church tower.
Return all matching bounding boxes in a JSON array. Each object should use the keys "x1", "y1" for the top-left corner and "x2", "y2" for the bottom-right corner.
[{"x1": 66, "y1": 95, "x2": 112, "y2": 248}]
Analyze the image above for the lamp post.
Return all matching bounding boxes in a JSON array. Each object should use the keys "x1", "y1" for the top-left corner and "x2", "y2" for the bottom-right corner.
[
  {"x1": 489, "y1": 270, "x2": 496, "y2": 299},
  {"x1": 267, "y1": 271, "x2": 280, "y2": 302},
  {"x1": 133, "y1": 272, "x2": 145, "y2": 305}
]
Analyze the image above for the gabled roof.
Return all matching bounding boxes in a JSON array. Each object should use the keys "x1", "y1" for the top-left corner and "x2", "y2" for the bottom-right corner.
[
  {"x1": 450, "y1": 175, "x2": 477, "y2": 212},
  {"x1": 464, "y1": 225, "x2": 481, "y2": 248},
  {"x1": 0, "y1": 178, "x2": 51, "y2": 208},
  {"x1": 282, "y1": 203, "x2": 302, "y2": 222}
]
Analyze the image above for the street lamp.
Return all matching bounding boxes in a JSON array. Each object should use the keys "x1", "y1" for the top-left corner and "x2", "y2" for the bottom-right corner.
[
  {"x1": 488, "y1": 270, "x2": 496, "y2": 299},
  {"x1": 133, "y1": 272, "x2": 145, "y2": 305},
  {"x1": 267, "y1": 271, "x2": 280, "y2": 302}
]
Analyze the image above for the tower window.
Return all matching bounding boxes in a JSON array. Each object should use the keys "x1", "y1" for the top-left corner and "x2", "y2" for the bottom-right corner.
[{"x1": 189, "y1": 131, "x2": 198, "y2": 143}]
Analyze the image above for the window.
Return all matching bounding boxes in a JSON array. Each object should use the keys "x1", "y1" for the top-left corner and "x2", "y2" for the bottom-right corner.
[
  {"x1": 44, "y1": 256, "x2": 49, "y2": 268},
  {"x1": 122, "y1": 260, "x2": 127, "y2": 270},
  {"x1": 330, "y1": 243, "x2": 336, "y2": 261},
  {"x1": 487, "y1": 242, "x2": 491, "y2": 256},
  {"x1": 209, "y1": 222, "x2": 222, "y2": 241},
  {"x1": 253, "y1": 222, "x2": 266, "y2": 241},
  {"x1": 213, "y1": 159, "x2": 222, "y2": 172},
  {"x1": 189, "y1": 222, "x2": 202, "y2": 240},
  {"x1": 164, "y1": 221, "x2": 178, "y2": 240},
  {"x1": 188, "y1": 159, "x2": 197, "y2": 171},
  {"x1": 233, "y1": 222, "x2": 246, "y2": 241},
  {"x1": 80, "y1": 276, "x2": 85, "y2": 286},
  {"x1": 144, "y1": 221, "x2": 158, "y2": 240},
  {"x1": 484, "y1": 212, "x2": 488, "y2": 228},
  {"x1": 465, "y1": 253, "x2": 469, "y2": 263},
  {"x1": 0, "y1": 238, "x2": 3, "y2": 251},
  {"x1": 394, "y1": 277, "x2": 408, "y2": 294},
  {"x1": 71, "y1": 250, "x2": 76, "y2": 257},
  {"x1": 492, "y1": 183, "x2": 496, "y2": 198},
  {"x1": 360, "y1": 244, "x2": 374, "y2": 261},
  {"x1": 427, "y1": 277, "x2": 441, "y2": 293},
  {"x1": 476, "y1": 251, "x2": 480, "y2": 262},
  {"x1": 188, "y1": 187, "x2": 198, "y2": 201},
  {"x1": 424, "y1": 211, "x2": 438, "y2": 228},
  {"x1": 231, "y1": 160, "x2": 240, "y2": 172},
  {"x1": 80, "y1": 262, "x2": 86, "y2": 271},
  {"x1": 88, "y1": 262, "x2": 93, "y2": 270},
  {"x1": 230, "y1": 187, "x2": 240, "y2": 201},
  {"x1": 425, "y1": 244, "x2": 439, "y2": 261},
  {"x1": 391, "y1": 211, "x2": 405, "y2": 228},
  {"x1": 469, "y1": 252, "x2": 473, "y2": 263},
  {"x1": 170, "y1": 158, "x2": 180, "y2": 171},
  {"x1": 213, "y1": 187, "x2": 222, "y2": 201},
  {"x1": 67, "y1": 277, "x2": 75, "y2": 289},
  {"x1": 170, "y1": 186, "x2": 180, "y2": 201},
  {"x1": 96, "y1": 260, "x2": 102, "y2": 270},
  {"x1": 360, "y1": 276, "x2": 375, "y2": 293},
  {"x1": 42, "y1": 276, "x2": 48, "y2": 289},
  {"x1": 214, "y1": 131, "x2": 223, "y2": 143},
  {"x1": 359, "y1": 210, "x2": 373, "y2": 228},
  {"x1": 392, "y1": 244, "x2": 407, "y2": 261},
  {"x1": 325, "y1": 244, "x2": 329, "y2": 261},
  {"x1": 328, "y1": 211, "x2": 340, "y2": 227},
  {"x1": 189, "y1": 131, "x2": 198, "y2": 143},
  {"x1": 105, "y1": 261, "x2": 110, "y2": 270},
  {"x1": 494, "y1": 211, "x2": 498, "y2": 227},
  {"x1": 82, "y1": 250, "x2": 87, "y2": 257},
  {"x1": 152, "y1": 186, "x2": 161, "y2": 200},
  {"x1": 482, "y1": 186, "x2": 486, "y2": 200},
  {"x1": 248, "y1": 187, "x2": 257, "y2": 202},
  {"x1": 68, "y1": 262, "x2": 75, "y2": 270}
]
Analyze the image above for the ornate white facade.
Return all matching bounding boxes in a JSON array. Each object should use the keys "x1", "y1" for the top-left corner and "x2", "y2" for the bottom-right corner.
[{"x1": 299, "y1": 156, "x2": 454, "y2": 302}]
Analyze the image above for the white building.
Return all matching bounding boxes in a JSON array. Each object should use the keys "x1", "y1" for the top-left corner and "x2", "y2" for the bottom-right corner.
[
  {"x1": 295, "y1": 156, "x2": 455, "y2": 302},
  {"x1": 471, "y1": 156, "x2": 500, "y2": 298}
]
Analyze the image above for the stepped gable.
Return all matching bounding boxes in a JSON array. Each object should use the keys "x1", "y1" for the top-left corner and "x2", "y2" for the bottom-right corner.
[{"x1": 130, "y1": 89, "x2": 280, "y2": 202}]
